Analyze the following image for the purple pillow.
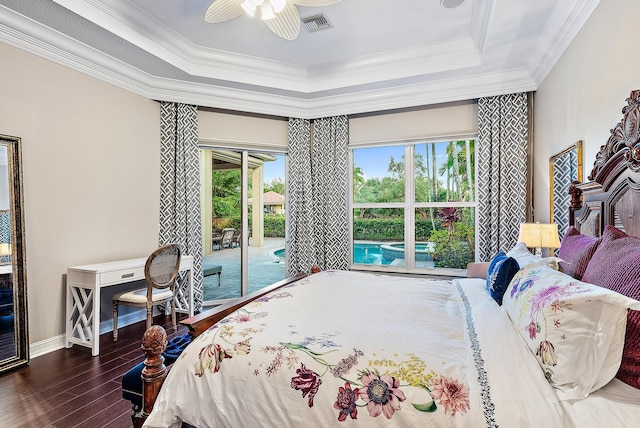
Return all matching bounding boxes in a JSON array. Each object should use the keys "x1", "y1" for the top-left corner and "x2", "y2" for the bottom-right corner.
[
  {"x1": 558, "y1": 226, "x2": 601, "y2": 280},
  {"x1": 582, "y1": 225, "x2": 640, "y2": 389}
]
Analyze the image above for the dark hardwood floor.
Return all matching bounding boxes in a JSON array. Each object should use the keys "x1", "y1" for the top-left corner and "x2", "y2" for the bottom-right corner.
[{"x1": 0, "y1": 314, "x2": 188, "y2": 428}]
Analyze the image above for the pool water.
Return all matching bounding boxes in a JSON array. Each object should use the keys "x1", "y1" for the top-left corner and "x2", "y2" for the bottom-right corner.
[
  {"x1": 352, "y1": 243, "x2": 389, "y2": 265},
  {"x1": 274, "y1": 242, "x2": 430, "y2": 266}
]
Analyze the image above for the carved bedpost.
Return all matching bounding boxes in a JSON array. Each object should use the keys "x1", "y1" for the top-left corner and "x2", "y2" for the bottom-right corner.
[
  {"x1": 134, "y1": 325, "x2": 168, "y2": 428},
  {"x1": 568, "y1": 180, "x2": 583, "y2": 227}
]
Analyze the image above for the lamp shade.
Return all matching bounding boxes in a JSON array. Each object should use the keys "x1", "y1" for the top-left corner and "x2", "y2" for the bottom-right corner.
[
  {"x1": 518, "y1": 223, "x2": 561, "y2": 249},
  {"x1": 0, "y1": 243, "x2": 11, "y2": 256}
]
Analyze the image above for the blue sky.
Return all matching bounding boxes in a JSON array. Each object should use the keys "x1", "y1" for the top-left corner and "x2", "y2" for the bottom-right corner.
[
  {"x1": 262, "y1": 143, "x2": 452, "y2": 185},
  {"x1": 354, "y1": 144, "x2": 449, "y2": 180},
  {"x1": 263, "y1": 155, "x2": 285, "y2": 184}
]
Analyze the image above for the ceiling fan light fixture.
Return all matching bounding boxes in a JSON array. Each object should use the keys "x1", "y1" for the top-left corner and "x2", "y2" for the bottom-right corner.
[
  {"x1": 270, "y1": 0, "x2": 287, "y2": 13},
  {"x1": 241, "y1": 0, "x2": 258, "y2": 17},
  {"x1": 441, "y1": 0, "x2": 465, "y2": 8},
  {"x1": 261, "y1": 2, "x2": 276, "y2": 20}
]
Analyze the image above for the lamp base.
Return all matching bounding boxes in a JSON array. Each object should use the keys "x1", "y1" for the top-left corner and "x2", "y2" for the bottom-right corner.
[{"x1": 534, "y1": 247, "x2": 542, "y2": 257}]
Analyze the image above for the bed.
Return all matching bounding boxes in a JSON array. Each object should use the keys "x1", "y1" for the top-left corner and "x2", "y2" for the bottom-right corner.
[{"x1": 133, "y1": 90, "x2": 640, "y2": 428}]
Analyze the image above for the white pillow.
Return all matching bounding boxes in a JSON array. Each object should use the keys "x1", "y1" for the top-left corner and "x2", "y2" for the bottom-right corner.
[
  {"x1": 507, "y1": 242, "x2": 561, "y2": 270},
  {"x1": 502, "y1": 264, "x2": 640, "y2": 400}
]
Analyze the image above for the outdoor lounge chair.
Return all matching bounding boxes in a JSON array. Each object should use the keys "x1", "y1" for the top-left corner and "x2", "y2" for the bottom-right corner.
[
  {"x1": 220, "y1": 228, "x2": 235, "y2": 249},
  {"x1": 211, "y1": 230, "x2": 223, "y2": 251},
  {"x1": 232, "y1": 229, "x2": 252, "y2": 247}
]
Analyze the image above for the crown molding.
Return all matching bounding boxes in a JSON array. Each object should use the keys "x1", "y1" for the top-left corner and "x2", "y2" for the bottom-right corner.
[
  {"x1": 1, "y1": 3, "x2": 536, "y2": 119},
  {"x1": 527, "y1": 0, "x2": 601, "y2": 85}
]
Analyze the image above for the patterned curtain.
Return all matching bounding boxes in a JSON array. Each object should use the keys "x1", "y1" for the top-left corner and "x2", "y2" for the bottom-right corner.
[
  {"x1": 552, "y1": 151, "x2": 578, "y2": 241},
  {"x1": 159, "y1": 102, "x2": 204, "y2": 311},
  {"x1": 286, "y1": 118, "x2": 314, "y2": 276},
  {"x1": 477, "y1": 93, "x2": 529, "y2": 261},
  {"x1": 312, "y1": 116, "x2": 350, "y2": 271},
  {"x1": 0, "y1": 211, "x2": 9, "y2": 264},
  {"x1": 286, "y1": 116, "x2": 350, "y2": 275}
]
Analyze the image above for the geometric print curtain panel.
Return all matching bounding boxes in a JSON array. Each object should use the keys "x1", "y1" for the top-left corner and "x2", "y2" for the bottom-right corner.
[
  {"x1": 286, "y1": 115, "x2": 351, "y2": 275},
  {"x1": 0, "y1": 210, "x2": 9, "y2": 264},
  {"x1": 159, "y1": 102, "x2": 204, "y2": 312},
  {"x1": 286, "y1": 118, "x2": 314, "y2": 277},
  {"x1": 553, "y1": 151, "x2": 578, "y2": 242},
  {"x1": 311, "y1": 115, "x2": 350, "y2": 271},
  {"x1": 477, "y1": 92, "x2": 529, "y2": 262}
]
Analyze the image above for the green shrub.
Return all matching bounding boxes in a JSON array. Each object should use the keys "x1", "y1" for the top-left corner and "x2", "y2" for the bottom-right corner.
[
  {"x1": 429, "y1": 222, "x2": 475, "y2": 269},
  {"x1": 214, "y1": 215, "x2": 285, "y2": 237}
]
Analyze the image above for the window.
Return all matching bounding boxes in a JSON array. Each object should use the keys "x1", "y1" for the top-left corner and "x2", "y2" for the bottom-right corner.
[{"x1": 351, "y1": 139, "x2": 476, "y2": 274}]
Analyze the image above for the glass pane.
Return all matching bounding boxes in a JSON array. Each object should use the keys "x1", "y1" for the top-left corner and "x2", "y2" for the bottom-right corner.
[
  {"x1": 204, "y1": 151, "x2": 242, "y2": 303},
  {"x1": 352, "y1": 208, "x2": 404, "y2": 266},
  {"x1": 414, "y1": 140, "x2": 475, "y2": 203},
  {"x1": 353, "y1": 146, "x2": 405, "y2": 203},
  {"x1": 417, "y1": 206, "x2": 475, "y2": 269},
  {"x1": 247, "y1": 153, "x2": 286, "y2": 292},
  {"x1": 201, "y1": 150, "x2": 287, "y2": 307}
]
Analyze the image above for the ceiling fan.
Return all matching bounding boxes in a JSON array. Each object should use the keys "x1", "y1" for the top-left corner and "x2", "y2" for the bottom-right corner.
[{"x1": 205, "y1": 0, "x2": 342, "y2": 40}]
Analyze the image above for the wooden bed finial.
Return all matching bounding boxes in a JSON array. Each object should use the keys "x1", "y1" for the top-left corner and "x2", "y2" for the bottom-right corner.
[{"x1": 136, "y1": 325, "x2": 168, "y2": 428}]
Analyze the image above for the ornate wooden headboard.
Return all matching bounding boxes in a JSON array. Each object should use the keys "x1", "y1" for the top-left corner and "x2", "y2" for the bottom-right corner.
[{"x1": 570, "y1": 90, "x2": 640, "y2": 238}]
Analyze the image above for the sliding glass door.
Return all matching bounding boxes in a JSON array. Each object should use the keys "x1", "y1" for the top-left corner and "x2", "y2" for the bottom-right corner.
[{"x1": 200, "y1": 147, "x2": 286, "y2": 307}]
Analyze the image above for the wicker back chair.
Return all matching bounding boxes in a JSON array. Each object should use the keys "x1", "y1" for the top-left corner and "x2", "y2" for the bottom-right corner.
[
  {"x1": 112, "y1": 244, "x2": 182, "y2": 341},
  {"x1": 220, "y1": 228, "x2": 235, "y2": 249}
]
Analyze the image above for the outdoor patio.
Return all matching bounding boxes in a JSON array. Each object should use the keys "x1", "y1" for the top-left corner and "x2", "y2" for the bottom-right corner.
[{"x1": 201, "y1": 237, "x2": 285, "y2": 306}]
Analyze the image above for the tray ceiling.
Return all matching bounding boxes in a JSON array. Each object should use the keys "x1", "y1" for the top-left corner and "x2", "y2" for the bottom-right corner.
[{"x1": 0, "y1": 0, "x2": 600, "y2": 118}]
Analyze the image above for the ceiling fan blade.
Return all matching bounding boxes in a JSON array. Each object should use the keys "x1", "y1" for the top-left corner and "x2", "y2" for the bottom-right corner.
[
  {"x1": 205, "y1": 0, "x2": 244, "y2": 23},
  {"x1": 264, "y1": 2, "x2": 300, "y2": 40},
  {"x1": 291, "y1": 0, "x2": 342, "y2": 7}
]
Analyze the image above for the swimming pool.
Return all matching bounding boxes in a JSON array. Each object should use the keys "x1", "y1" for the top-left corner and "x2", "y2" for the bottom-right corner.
[{"x1": 274, "y1": 242, "x2": 434, "y2": 266}]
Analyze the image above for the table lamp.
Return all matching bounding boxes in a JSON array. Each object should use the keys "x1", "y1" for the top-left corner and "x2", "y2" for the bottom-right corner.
[
  {"x1": 518, "y1": 223, "x2": 561, "y2": 256},
  {"x1": 0, "y1": 243, "x2": 10, "y2": 256}
]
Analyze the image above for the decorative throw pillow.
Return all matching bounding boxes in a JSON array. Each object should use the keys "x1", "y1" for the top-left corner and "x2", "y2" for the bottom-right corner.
[
  {"x1": 582, "y1": 225, "x2": 640, "y2": 389},
  {"x1": 502, "y1": 264, "x2": 640, "y2": 400},
  {"x1": 486, "y1": 252, "x2": 519, "y2": 305},
  {"x1": 557, "y1": 226, "x2": 601, "y2": 280},
  {"x1": 506, "y1": 242, "x2": 562, "y2": 270}
]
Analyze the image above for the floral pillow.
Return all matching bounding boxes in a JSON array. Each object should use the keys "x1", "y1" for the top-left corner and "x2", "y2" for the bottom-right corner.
[
  {"x1": 502, "y1": 264, "x2": 640, "y2": 400},
  {"x1": 485, "y1": 252, "x2": 519, "y2": 305}
]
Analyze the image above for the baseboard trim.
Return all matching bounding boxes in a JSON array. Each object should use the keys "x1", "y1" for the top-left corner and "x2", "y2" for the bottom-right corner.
[{"x1": 30, "y1": 311, "x2": 148, "y2": 359}]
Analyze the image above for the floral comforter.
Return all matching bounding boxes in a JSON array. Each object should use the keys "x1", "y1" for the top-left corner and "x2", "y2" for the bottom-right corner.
[{"x1": 144, "y1": 270, "x2": 573, "y2": 428}]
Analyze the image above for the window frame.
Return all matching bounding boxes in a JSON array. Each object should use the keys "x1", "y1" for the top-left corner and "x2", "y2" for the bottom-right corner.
[{"x1": 349, "y1": 136, "x2": 478, "y2": 276}]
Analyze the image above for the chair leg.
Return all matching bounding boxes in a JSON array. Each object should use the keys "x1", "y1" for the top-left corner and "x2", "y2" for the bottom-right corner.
[
  {"x1": 171, "y1": 301, "x2": 177, "y2": 331},
  {"x1": 113, "y1": 302, "x2": 119, "y2": 341}
]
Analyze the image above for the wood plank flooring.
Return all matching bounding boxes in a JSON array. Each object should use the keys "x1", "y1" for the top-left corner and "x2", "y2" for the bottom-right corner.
[{"x1": 0, "y1": 314, "x2": 188, "y2": 428}]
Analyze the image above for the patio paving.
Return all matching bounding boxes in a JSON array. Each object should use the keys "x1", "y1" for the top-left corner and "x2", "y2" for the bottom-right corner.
[{"x1": 201, "y1": 237, "x2": 285, "y2": 307}]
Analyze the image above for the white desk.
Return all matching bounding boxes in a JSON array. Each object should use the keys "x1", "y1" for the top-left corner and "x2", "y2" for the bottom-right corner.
[{"x1": 66, "y1": 255, "x2": 194, "y2": 356}]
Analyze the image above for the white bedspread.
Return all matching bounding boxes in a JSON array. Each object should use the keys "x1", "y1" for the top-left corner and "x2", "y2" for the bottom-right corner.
[{"x1": 144, "y1": 271, "x2": 572, "y2": 427}]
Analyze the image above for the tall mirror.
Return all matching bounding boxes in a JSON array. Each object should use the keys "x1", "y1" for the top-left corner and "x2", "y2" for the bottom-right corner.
[
  {"x1": 550, "y1": 140, "x2": 583, "y2": 245},
  {"x1": 0, "y1": 134, "x2": 28, "y2": 373}
]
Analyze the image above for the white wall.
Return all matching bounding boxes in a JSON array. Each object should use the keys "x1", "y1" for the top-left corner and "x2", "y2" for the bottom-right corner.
[
  {"x1": 0, "y1": 42, "x2": 162, "y2": 346},
  {"x1": 534, "y1": 0, "x2": 640, "y2": 222}
]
